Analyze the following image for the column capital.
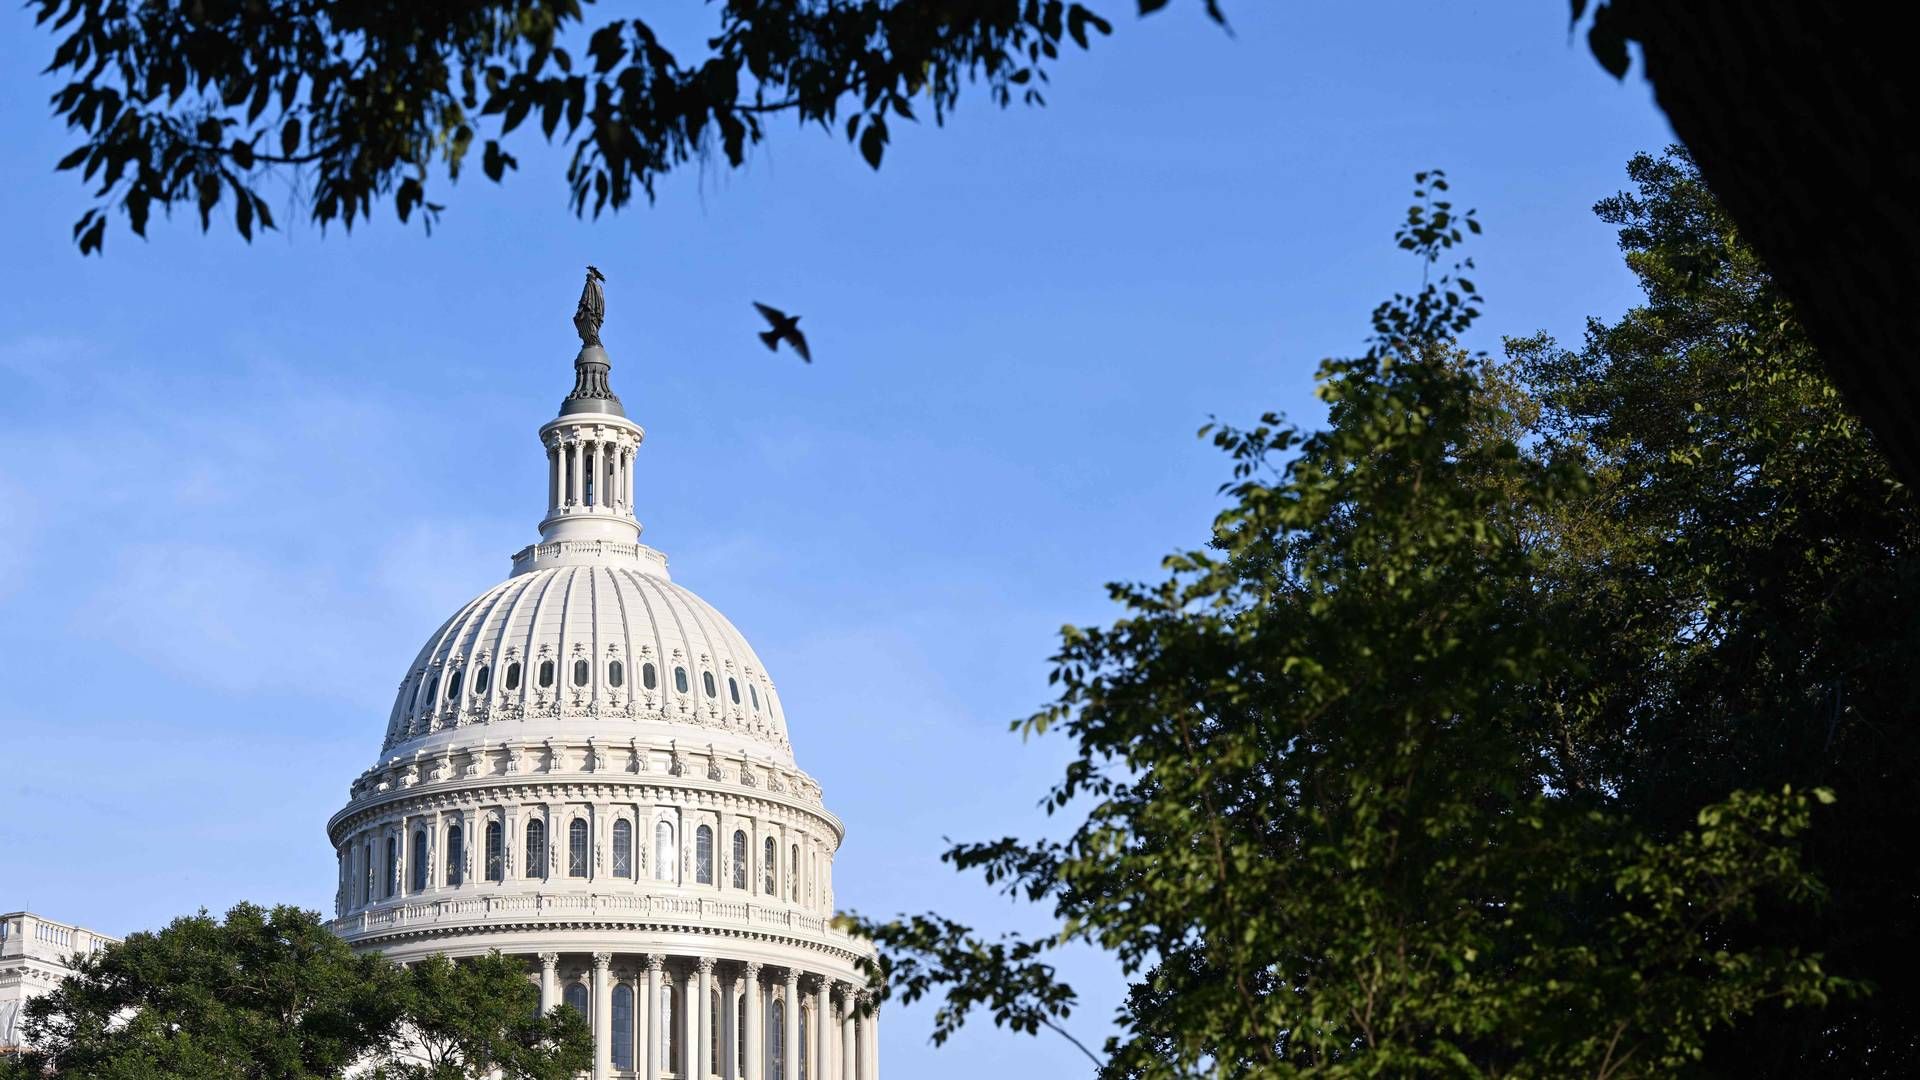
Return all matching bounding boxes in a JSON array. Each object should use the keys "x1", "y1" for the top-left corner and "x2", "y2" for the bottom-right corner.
[
  {"x1": 592, "y1": 951, "x2": 613, "y2": 970},
  {"x1": 782, "y1": 967, "x2": 800, "y2": 988},
  {"x1": 645, "y1": 953, "x2": 666, "y2": 973},
  {"x1": 803, "y1": 973, "x2": 829, "y2": 994},
  {"x1": 744, "y1": 961, "x2": 763, "y2": 981},
  {"x1": 539, "y1": 951, "x2": 560, "y2": 970},
  {"x1": 696, "y1": 955, "x2": 716, "y2": 975}
]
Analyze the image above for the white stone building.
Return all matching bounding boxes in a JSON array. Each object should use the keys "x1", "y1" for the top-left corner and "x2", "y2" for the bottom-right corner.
[
  {"x1": 0, "y1": 912, "x2": 118, "y2": 1054},
  {"x1": 327, "y1": 273, "x2": 879, "y2": 1080}
]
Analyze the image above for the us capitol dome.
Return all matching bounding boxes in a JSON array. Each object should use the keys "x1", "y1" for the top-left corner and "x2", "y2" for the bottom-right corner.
[{"x1": 327, "y1": 270, "x2": 880, "y2": 1080}]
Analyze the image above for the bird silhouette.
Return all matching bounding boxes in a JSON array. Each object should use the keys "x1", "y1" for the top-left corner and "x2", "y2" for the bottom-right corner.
[{"x1": 753, "y1": 302, "x2": 811, "y2": 363}]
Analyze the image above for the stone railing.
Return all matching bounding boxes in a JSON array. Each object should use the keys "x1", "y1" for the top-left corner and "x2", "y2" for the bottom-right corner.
[{"x1": 334, "y1": 890, "x2": 847, "y2": 946}]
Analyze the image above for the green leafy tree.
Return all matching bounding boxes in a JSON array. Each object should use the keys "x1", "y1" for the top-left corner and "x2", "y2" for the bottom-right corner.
[
  {"x1": 1509, "y1": 147, "x2": 1920, "y2": 1078},
  {"x1": 368, "y1": 953, "x2": 590, "y2": 1080},
  {"x1": 843, "y1": 172, "x2": 1852, "y2": 1077},
  {"x1": 6, "y1": 903, "x2": 588, "y2": 1080}
]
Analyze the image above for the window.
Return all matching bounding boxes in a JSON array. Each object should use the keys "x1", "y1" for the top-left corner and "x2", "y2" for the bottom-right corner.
[
  {"x1": 695, "y1": 825, "x2": 714, "y2": 885},
  {"x1": 609, "y1": 660, "x2": 624, "y2": 688},
  {"x1": 768, "y1": 999, "x2": 785, "y2": 1078},
  {"x1": 538, "y1": 660, "x2": 555, "y2": 688},
  {"x1": 485, "y1": 822, "x2": 503, "y2": 882},
  {"x1": 612, "y1": 985, "x2": 635, "y2": 1070},
  {"x1": 424, "y1": 675, "x2": 439, "y2": 708},
  {"x1": 703, "y1": 671, "x2": 717, "y2": 698},
  {"x1": 673, "y1": 666, "x2": 689, "y2": 693},
  {"x1": 800, "y1": 1008, "x2": 811, "y2": 1080},
  {"x1": 563, "y1": 983, "x2": 588, "y2": 1017},
  {"x1": 384, "y1": 836, "x2": 397, "y2": 899},
  {"x1": 659, "y1": 986, "x2": 675, "y2": 1072},
  {"x1": 791, "y1": 844, "x2": 800, "y2": 902},
  {"x1": 362, "y1": 842, "x2": 373, "y2": 905},
  {"x1": 613, "y1": 819, "x2": 632, "y2": 877},
  {"x1": 446, "y1": 670, "x2": 462, "y2": 700},
  {"x1": 643, "y1": 662, "x2": 657, "y2": 690},
  {"x1": 446, "y1": 825, "x2": 464, "y2": 886},
  {"x1": 710, "y1": 989, "x2": 722, "y2": 1070},
  {"x1": 654, "y1": 821, "x2": 676, "y2": 882},
  {"x1": 411, "y1": 673, "x2": 426, "y2": 709},
  {"x1": 732, "y1": 830, "x2": 748, "y2": 889},
  {"x1": 568, "y1": 819, "x2": 589, "y2": 877},
  {"x1": 728, "y1": 676, "x2": 741, "y2": 704},
  {"x1": 573, "y1": 659, "x2": 590, "y2": 687},
  {"x1": 525, "y1": 819, "x2": 546, "y2": 877},
  {"x1": 504, "y1": 661, "x2": 522, "y2": 691},
  {"x1": 411, "y1": 829, "x2": 428, "y2": 892},
  {"x1": 472, "y1": 663, "x2": 490, "y2": 695},
  {"x1": 763, "y1": 837, "x2": 776, "y2": 895},
  {"x1": 751, "y1": 684, "x2": 760, "y2": 711},
  {"x1": 737, "y1": 995, "x2": 748, "y2": 1074}
]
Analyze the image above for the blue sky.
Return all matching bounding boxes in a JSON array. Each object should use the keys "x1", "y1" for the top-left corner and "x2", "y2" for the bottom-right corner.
[{"x1": 0, "y1": 2, "x2": 1670, "y2": 1075}]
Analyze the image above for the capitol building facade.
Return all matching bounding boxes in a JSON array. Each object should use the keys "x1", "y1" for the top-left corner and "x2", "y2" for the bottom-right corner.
[{"x1": 325, "y1": 274, "x2": 879, "y2": 1080}]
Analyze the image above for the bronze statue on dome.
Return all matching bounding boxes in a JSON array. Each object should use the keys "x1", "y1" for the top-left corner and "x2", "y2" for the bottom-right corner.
[{"x1": 573, "y1": 265, "x2": 606, "y2": 347}]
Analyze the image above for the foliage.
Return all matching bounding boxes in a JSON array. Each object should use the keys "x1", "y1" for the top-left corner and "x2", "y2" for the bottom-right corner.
[
  {"x1": 367, "y1": 953, "x2": 590, "y2": 1080},
  {"x1": 842, "y1": 165, "x2": 1874, "y2": 1077},
  {"x1": 28, "y1": 0, "x2": 1241, "y2": 253},
  {"x1": 8, "y1": 903, "x2": 587, "y2": 1080}
]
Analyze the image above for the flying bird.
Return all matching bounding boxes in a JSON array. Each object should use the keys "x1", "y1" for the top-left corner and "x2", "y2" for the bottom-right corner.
[{"x1": 753, "y1": 302, "x2": 811, "y2": 363}]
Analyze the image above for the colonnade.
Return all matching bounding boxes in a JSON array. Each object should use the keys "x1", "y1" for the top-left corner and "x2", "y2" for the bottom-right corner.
[
  {"x1": 534, "y1": 951, "x2": 877, "y2": 1080},
  {"x1": 547, "y1": 433, "x2": 636, "y2": 515}
]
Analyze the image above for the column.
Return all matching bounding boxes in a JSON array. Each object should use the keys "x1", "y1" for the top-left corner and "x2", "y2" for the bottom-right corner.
[
  {"x1": 743, "y1": 962, "x2": 764, "y2": 1080},
  {"x1": 839, "y1": 988, "x2": 857, "y2": 1080},
  {"x1": 644, "y1": 954, "x2": 664, "y2": 1080},
  {"x1": 722, "y1": 965, "x2": 740, "y2": 1080},
  {"x1": 538, "y1": 953, "x2": 560, "y2": 1014},
  {"x1": 697, "y1": 957, "x2": 716, "y2": 1079},
  {"x1": 626, "y1": 446, "x2": 636, "y2": 508},
  {"x1": 592, "y1": 953, "x2": 613, "y2": 1080},
  {"x1": 782, "y1": 970, "x2": 801, "y2": 1080},
  {"x1": 589, "y1": 439, "x2": 603, "y2": 508},
  {"x1": 811, "y1": 978, "x2": 830, "y2": 1080},
  {"x1": 859, "y1": 1000, "x2": 877, "y2": 1080},
  {"x1": 548, "y1": 442, "x2": 561, "y2": 512}
]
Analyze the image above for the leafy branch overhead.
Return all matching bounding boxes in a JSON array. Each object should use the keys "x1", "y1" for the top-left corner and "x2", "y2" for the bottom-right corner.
[{"x1": 29, "y1": 0, "x2": 1240, "y2": 253}]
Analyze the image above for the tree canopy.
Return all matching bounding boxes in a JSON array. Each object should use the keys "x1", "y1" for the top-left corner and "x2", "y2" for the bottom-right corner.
[
  {"x1": 1, "y1": 903, "x2": 590, "y2": 1080},
  {"x1": 843, "y1": 154, "x2": 1917, "y2": 1077}
]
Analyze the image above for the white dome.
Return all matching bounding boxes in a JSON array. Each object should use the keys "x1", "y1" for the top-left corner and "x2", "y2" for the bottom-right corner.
[{"x1": 381, "y1": 551, "x2": 793, "y2": 766}]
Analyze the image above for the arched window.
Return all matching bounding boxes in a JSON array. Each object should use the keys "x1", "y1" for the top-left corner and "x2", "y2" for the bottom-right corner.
[
  {"x1": 609, "y1": 660, "x2": 624, "y2": 688},
  {"x1": 695, "y1": 825, "x2": 714, "y2": 884},
  {"x1": 485, "y1": 821, "x2": 503, "y2": 882},
  {"x1": 568, "y1": 819, "x2": 589, "y2": 877},
  {"x1": 612, "y1": 984, "x2": 635, "y2": 1070},
  {"x1": 384, "y1": 835, "x2": 397, "y2": 899},
  {"x1": 654, "y1": 821, "x2": 676, "y2": 882},
  {"x1": 751, "y1": 683, "x2": 760, "y2": 711},
  {"x1": 362, "y1": 842, "x2": 374, "y2": 905},
  {"x1": 446, "y1": 825, "x2": 464, "y2": 886},
  {"x1": 563, "y1": 983, "x2": 588, "y2": 1017},
  {"x1": 790, "y1": 844, "x2": 800, "y2": 902},
  {"x1": 612, "y1": 819, "x2": 632, "y2": 877},
  {"x1": 728, "y1": 676, "x2": 741, "y2": 704},
  {"x1": 423, "y1": 674, "x2": 439, "y2": 708},
  {"x1": 768, "y1": 998, "x2": 785, "y2": 1077},
  {"x1": 411, "y1": 672, "x2": 426, "y2": 709},
  {"x1": 573, "y1": 659, "x2": 590, "y2": 687},
  {"x1": 525, "y1": 819, "x2": 546, "y2": 877},
  {"x1": 538, "y1": 660, "x2": 555, "y2": 688},
  {"x1": 732, "y1": 830, "x2": 749, "y2": 889},
  {"x1": 446, "y1": 669, "x2": 462, "y2": 701},
  {"x1": 473, "y1": 663, "x2": 490, "y2": 695},
  {"x1": 737, "y1": 995, "x2": 748, "y2": 1074},
  {"x1": 643, "y1": 662, "x2": 657, "y2": 690},
  {"x1": 703, "y1": 671, "x2": 718, "y2": 698},
  {"x1": 673, "y1": 666, "x2": 689, "y2": 693},
  {"x1": 659, "y1": 985, "x2": 675, "y2": 1072},
  {"x1": 504, "y1": 661, "x2": 522, "y2": 691},
  {"x1": 800, "y1": 1007, "x2": 811, "y2": 1080},
  {"x1": 411, "y1": 829, "x2": 428, "y2": 892},
  {"x1": 710, "y1": 989, "x2": 722, "y2": 1070},
  {"x1": 763, "y1": 836, "x2": 776, "y2": 895}
]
